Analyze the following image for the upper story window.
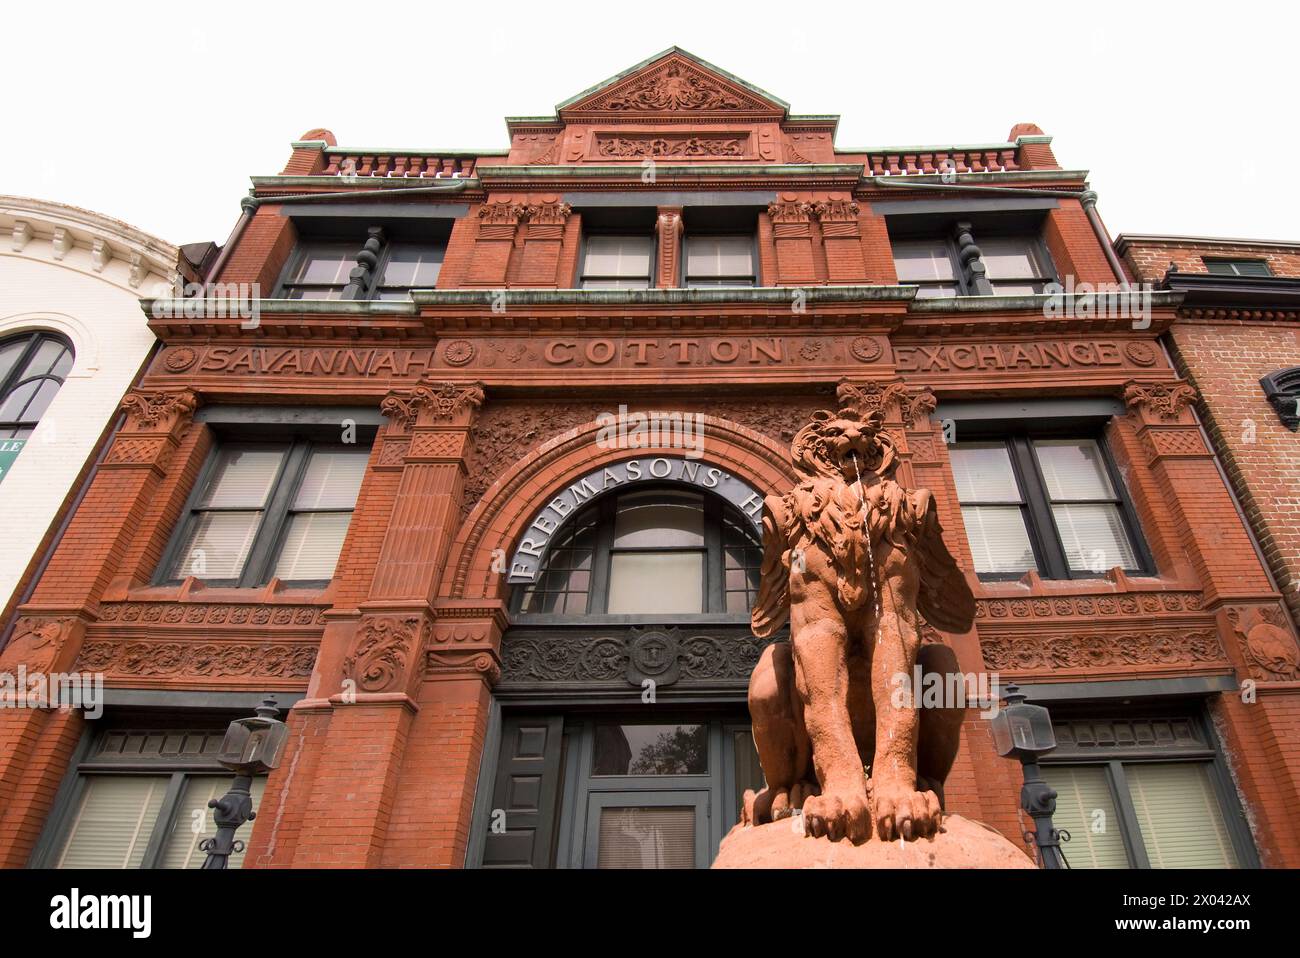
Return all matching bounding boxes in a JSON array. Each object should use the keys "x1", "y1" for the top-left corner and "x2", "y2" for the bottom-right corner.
[
  {"x1": 161, "y1": 438, "x2": 369, "y2": 587},
  {"x1": 514, "y1": 487, "x2": 761, "y2": 618},
  {"x1": 373, "y1": 243, "x2": 444, "y2": 299},
  {"x1": 684, "y1": 235, "x2": 756, "y2": 287},
  {"x1": 281, "y1": 242, "x2": 357, "y2": 300},
  {"x1": 892, "y1": 240, "x2": 960, "y2": 297},
  {"x1": 978, "y1": 237, "x2": 1054, "y2": 294},
  {"x1": 1203, "y1": 257, "x2": 1272, "y2": 277},
  {"x1": 581, "y1": 235, "x2": 655, "y2": 289},
  {"x1": 278, "y1": 227, "x2": 447, "y2": 300},
  {"x1": 950, "y1": 433, "x2": 1148, "y2": 579},
  {"x1": 890, "y1": 221, "x2": 1056, "y2": 297},
  {"x1": 0, "y1": 331, "x2": 74, "y2": 439}
]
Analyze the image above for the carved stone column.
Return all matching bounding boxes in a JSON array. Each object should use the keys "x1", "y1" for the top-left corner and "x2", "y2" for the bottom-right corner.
[{"x1": 0, "y1": 388, "x2": 197, "y2": 867}]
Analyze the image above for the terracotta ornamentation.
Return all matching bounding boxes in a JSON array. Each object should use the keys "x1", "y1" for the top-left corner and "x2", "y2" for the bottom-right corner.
[
  {"x1": 1123, "y1": 380, "x2": 1198, "y2": 421},
  {"x1": 745, "y1": 383, "x2": 975, "y2": 843}
]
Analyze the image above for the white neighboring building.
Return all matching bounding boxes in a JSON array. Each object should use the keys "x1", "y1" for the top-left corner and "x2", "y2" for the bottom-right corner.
[{"x1": 0, "y1": 196, "x2": 180, "y2": 621}]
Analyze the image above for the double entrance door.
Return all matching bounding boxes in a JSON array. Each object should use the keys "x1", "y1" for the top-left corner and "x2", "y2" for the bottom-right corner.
[{"x1": 478, "y1": 710, "x2": 763, "y2": 868}]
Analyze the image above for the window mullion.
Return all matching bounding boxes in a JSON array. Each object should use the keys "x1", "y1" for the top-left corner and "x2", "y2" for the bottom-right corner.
[
  {"x1": 139, "y1": 772, "x2": 187, "y2": 869},
  {"x1": 589, "y1": 496, "x2": 616, "y2": 613},
  {"x1": 241, "y1": 441, "x2": 305, "y2": 587},
  {"x1": 703, "y1": 497, "x2": 723, "y2": 613},
  {"x1": 1010, "y1": 437, "x2": 1068, "y2": 578},
  {"x1": 1106, "y1": 761, "x2": 1151, "y2": 869}
]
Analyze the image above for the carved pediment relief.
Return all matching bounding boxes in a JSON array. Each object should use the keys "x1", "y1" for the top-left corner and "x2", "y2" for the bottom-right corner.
[{"x1": 560, "y1": 51, "x2": 784, "y2": 118}]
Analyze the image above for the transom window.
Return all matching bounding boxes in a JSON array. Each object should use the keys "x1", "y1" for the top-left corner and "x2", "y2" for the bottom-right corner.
[
  {"x1": 162, "y1": 439, "x2": 368, "y2": 586},
  {"x1": 0, "y1": 331, "x2": 74, "y2": 440},
  {"x1": 581, "y1": 235, "x2": 655, "y2": 289},
  {"x1": 684, "y1": 235, "x2": 756, "y2": 287},
  {"x1": 950, "y1": 434, "x2": 1147, "y2": 579},
  {"x1": 514, "y1": 487, "x2": 762, "y2": 618},
  {"x1": 1203, "y1": 258, "x2": 1272, "y2": 277}
]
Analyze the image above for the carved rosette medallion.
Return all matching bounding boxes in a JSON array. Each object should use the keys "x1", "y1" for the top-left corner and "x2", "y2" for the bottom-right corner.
[{"x1": 1227, "y1": 606, "x2": 1300, "y2": 682}]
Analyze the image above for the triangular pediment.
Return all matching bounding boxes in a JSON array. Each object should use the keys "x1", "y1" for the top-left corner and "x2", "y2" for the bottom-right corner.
[{"x1": 558, "y1": 48, "x2": 788, "y2": 119}]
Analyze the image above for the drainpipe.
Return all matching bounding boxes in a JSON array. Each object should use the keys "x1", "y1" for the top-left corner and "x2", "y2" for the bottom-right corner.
[
  {"x1": 1080, "y1": 190, "x2": 1129, "y2": 289},
  {"x1": 202, "y1": 196, "x2": 259, "y2": 288}
]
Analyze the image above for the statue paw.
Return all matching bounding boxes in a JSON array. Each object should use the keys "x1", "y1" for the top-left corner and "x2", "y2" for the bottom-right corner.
[
  {"x1": 872, "y1": 780, "x2": 942, "y2": 841},
  {"x1": 802, "y1": 790, "x2": 871, "y2": 844}
]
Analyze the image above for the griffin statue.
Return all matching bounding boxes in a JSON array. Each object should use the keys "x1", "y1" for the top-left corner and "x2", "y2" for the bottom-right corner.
[{"x1": 744, "y1": 383, "x2": 976, "y2": 844}]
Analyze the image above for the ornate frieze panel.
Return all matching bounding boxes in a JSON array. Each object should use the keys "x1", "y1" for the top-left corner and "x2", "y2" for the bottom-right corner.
[
  {"x1": 975, "y1": 592, "x2": 1204, "y2": 620},
  {"x1": 75, "y1": 640, "x2": 317, "y2": 681},
  {"x1": 594, "y1": 134, "x2": 748, "y2": 158},
  {"x1": 95, "y1": 602, "x2": 328, "y2": 629},
  {"x1": 498, "y1": 626, "x2": 780, "y2": 692},
  {"x1": 981, "y1": 629, "x2": 1225, "y2": 672}
]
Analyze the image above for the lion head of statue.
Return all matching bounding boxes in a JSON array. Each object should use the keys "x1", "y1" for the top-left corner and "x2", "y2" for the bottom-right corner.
[{"x1": 790, "y1": 406, "x2": 899, "y2": 485}]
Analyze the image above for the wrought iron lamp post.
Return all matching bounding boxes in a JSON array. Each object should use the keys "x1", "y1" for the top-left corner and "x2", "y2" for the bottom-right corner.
[
  {"x1": 200, "y1": 696, "x2": 288, "y2": 870},
  {"x1": 990, "y1": 683, "x2": 1069, "y2": 869}
]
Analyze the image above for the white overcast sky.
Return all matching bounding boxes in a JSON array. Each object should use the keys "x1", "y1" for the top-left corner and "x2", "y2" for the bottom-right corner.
[{"x1": 5, "y1": 0, "x2": 1295, "y2": 248}]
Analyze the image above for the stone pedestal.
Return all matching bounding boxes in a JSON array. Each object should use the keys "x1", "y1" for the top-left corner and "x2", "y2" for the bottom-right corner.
[{"x1": 712, "y1": 815, "x2": 1035, "y2": 869}]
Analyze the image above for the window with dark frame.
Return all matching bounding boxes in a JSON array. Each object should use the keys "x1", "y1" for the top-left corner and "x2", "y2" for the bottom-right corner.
[
  {"x1": 45, "y1": 725, "x2": 268, "y2": 870},
  {"x1": 684, "y1": 234, "x2": 756, "y2": 287},
  {"x1": 278, "y1": 231, "x2": 448, "y2": 300},
  {"x1": 0, "y1": 331, "x2": 74, "y2": 440},
  {"x1": 580, "y1": 234, "x2": 655, "y2": 289},
  {"x1": 949, "y1": 432, "x2": 1147, "y2": 579},
  {"x1": 890, "y1": 230, "x2": 1055, "y2": 297},
  {"x1": 514, "y1": 487, "x2": 762, "y2": 618},
  {"x1": 1039, "y1": 710, "x2": 1254, "y2": 869},
  {"x1": 1203, "y1": 257, "x2": 1272, "y2": 277},
  {"x1": 161, "y1": 439, "x2": 369, "y2": 587}
]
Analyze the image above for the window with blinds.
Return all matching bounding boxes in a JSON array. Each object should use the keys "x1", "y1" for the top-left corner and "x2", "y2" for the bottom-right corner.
[
  {"x1": 57, "y1": 776, "x2": 171, "y2": 869},
  {"x1": 596, "y1": 806, "x2": 696, "y2": 868},
  {"x1": 164, "y1": 439, "x2": 368, "y2": 587},
  {"x1": 581, "y1": 235, "x2": 655, "y2": 289},
  {"x1": 1041, "y1": 709, "x2": 1251, "y2": 869},
  {"x1": 157, "y1": 777, "x2": 268, "y2": 869},
  {"x1": 46, "y1": 723, "x2": 276, "y2": 870},
  {"x1": 949, "y1": 433, "x2": 1146, "y2": 580},
  {"x1": 684, "y1": 235, "x2": 755, "y2": 287},
  {"x1": 1040, "y1": 765, "x2": 1129, "y2": 868}
]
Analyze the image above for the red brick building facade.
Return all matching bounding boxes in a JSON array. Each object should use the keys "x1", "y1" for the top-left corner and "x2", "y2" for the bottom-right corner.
[{"x1": 2, "y1": 49, "x2": 1297, "y2": 870}]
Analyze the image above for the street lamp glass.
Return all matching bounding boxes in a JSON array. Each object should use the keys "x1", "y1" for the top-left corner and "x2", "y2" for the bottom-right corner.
[{"x1": 218, "y1": 702, "x2": 289, "y2": 774}]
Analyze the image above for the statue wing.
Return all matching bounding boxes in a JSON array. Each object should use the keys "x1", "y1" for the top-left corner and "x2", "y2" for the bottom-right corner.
[
  {"x1": 750, "y1": 495, "x2": 791, "y2": 637},
  {"x1": 912, "y1": 490, "x2": 977, "y2": 635}
]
